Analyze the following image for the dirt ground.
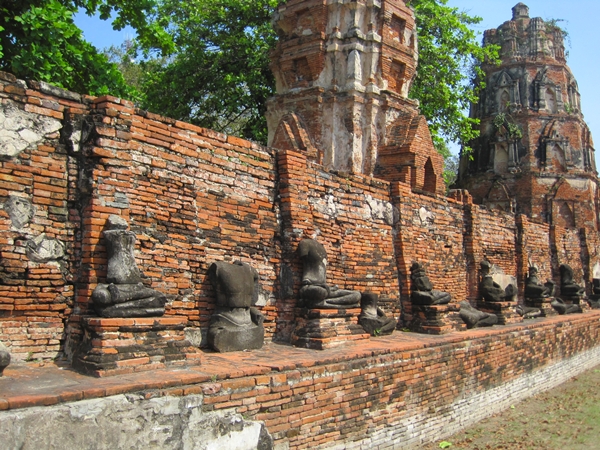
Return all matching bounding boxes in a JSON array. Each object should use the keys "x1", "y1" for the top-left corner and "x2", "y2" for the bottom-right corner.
[{"x1": 420, "y1": 364, "x2": 600, "y2": 450}]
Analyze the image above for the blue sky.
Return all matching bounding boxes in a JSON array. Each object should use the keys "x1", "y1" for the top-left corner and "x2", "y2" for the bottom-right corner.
[{"x1": 75, "y1": 1, "x2": 600, "y2": 162}]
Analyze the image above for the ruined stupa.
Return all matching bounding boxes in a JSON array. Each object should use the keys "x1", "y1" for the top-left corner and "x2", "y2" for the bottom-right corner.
[{"x1": 456, "y1": 3, "x2": 599, "y2": 230}]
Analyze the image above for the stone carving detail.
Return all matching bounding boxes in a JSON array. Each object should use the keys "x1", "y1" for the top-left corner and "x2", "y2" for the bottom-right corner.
[
  {"x1": 3, "y1": 194, "x2": 35, "y2": 229},
  {"x1": 559, "y1": 264, "x2": 584, "y2": 300},
  {"x1": 409, "y1": 262, "x2": 451, "y2": 305},
  {"x1": 524, "y1": 265, "x2": 555, "y2": 300},
  {"x1": 297, "y1": 239, "x2": 361, "y2": 309},
  {"x1": 92, "y1": 215, "x2": 167, "y2": 318},
  {"x1": 26, "y1": 233, "x2": 65, "y2": 263},
  {"x1": 479, "y1": 261, "x2": 516, "y2": 302},
  {"x1": 459, "y1": 301, "x2": 498, "y2": 329},
  {"x1": 358, "y1": 293, "x2": 396, "y2": 336},
  {"x1": 0, "y1": 342, "x2": 10, "y2": 377},
  {"x1": 207, "y1": 261, "x2": 264, "y2": 352}
]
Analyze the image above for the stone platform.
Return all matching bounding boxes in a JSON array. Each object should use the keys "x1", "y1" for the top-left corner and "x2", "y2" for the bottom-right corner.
[
  {"x1": 290, "y1": 307, "x2": 370, "y2": 349},
  {"x1": 73, "y1": 317, "x2": 201, "y2": 377},
  {"x1": 408, "y1": 303, "x2": 466, "y2": 334},
  {"x1": 2, "y1": 312, "x2": 600, "y2": 450}
]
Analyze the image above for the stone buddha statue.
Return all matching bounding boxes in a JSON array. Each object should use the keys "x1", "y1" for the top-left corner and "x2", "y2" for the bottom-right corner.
[
  {"x1": 297, "y1": 239, "x2": 361, "y2": 309},
  {"x1": 92, "y1": 215, "x2": 167, "y2": 317},
  {"x1": 559, "y1": 264, "x2": 585, "y2": 298},
  {"x1": 358, "y1": 292, "x2": 396, "y2": 336},
  {"x1": 409, "y1": 262, "x2": 451, "y2": 305},
  {"x1": 207, "y1": 261, "x2": 264, "y2": 352},
  {"x1": 524, "y1": 265, "x2": 555, "y2": 299},
  {"x1": 479, "y1": 261, "x2": 516, "y2": 302}
]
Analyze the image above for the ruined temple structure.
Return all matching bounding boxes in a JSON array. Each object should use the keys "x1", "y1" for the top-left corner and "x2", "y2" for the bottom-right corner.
[
  {"x1": 5, "y1": 1, "x2": 600, "y2": 448},
  {"x1": 267, "y1": 0, "x2": 445, "y2": 195},
  {"x1": 456, "y1": 3, "x2": 600, "y2": 230}
]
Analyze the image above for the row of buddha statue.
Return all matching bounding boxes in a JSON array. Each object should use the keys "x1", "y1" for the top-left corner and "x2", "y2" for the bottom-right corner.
[{"x1": 87, "y1": 216, "x2": 598, "y2": 354}]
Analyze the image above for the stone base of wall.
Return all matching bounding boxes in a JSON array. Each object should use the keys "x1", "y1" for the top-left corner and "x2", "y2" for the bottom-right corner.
[
  {"x1": 3, "y1": 313, "x2": 600, "y2": 449},
  {"x1": 477, "y1": 300, "x2": 521, "y2": 325},
  {"x1": 408, "y1": 303, "x2": 465, "y2": 334},
  {"x1": 290, "y1": 308, "x2": 370, "y2": 349},
  {"x1": 73, "y1": 317, "x2": 201, "y2": 376}
]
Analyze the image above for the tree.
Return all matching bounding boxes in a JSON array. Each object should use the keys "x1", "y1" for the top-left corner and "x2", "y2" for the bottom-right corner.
[
  {"x1": 407, "y1": 0, "x2": 499, "y2": 153},
  {"x1": 136, "y1": 0, "x2": 497, "y2": 147},
  {"x1": 0, "y1": 0, "x2": 173, "y2": 96},
  {"x1": 136, "y1": 0, "x2": 278, "y2": 144},
  {"x1": 2, "y1": 0, "x2": 497, "y2": 150}
]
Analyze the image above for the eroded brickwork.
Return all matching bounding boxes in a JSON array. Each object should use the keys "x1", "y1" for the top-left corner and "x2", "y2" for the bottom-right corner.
[
  {"x1": 3, "y1": 69, "x2": 600, "y2": 360},
  {"x1": 0, "y1": 72, "x2": 87, "y2": 360}
]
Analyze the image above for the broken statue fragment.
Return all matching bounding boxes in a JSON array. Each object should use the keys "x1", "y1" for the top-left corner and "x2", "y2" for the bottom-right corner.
[{"x1": 358, "y1": 292, "x2": 396, "y2": 336}]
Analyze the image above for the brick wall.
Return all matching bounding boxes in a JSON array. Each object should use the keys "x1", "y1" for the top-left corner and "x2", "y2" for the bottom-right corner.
[
  {"x1": 3, "y1": 72, "x2": 600, "y2": 363},
  {"x1": 277, "y1": 150, "x2": 400, "y2": 338},
  {"x1": 66, "y1": 97, "x2": 282, "y2": 355},
  {"x1": 195, "y1": 315, "x2": 600, "y2": 449},
  {"x1": 392, "y1": 182, "x2": 468, "y2": 323},
  {"x1": 0, "y1": 72, "x2": 89, "y2": 359}
]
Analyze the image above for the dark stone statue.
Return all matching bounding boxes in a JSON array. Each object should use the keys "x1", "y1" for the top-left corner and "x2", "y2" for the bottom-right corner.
[
  {"x1": 207, "y1": 261, "x2": 264, "y2": 352},
  {"x1": 516, "y1": 304, "x2": 543, "y2": 319},
  {"x1": 358, "y1": 292, "x2": 396, "y2": 336},
  {"x1": 297, "y1": 239, "x2": 361, "y2": 309},
  {"x1": 459, "y1": 301, "x2": 498, "y2": 329},
  {"x1": 0, "y1": 342, "x2": 10, "y2": 377},
  {"x1": 559, "y1": 264, "x2": 585, "y2": 299},
  {"x1": 92, "y1": 215, "x2": 167, "y2": 317},
  {"x1": 589, "y1": 278, "x2": 600, "y2": 309},
  {"x1": 551, "y1": 298, "x2": 582, "y2": 315},
  {"x1": 479, "y1": 261, "x2": 516, "y2": 302},
  {"x1": 524, "y1": 265, "x2": 555, "y2": 299},
  {"x1": 409, "y1": 262, "x2": 451, "y2": 305}
]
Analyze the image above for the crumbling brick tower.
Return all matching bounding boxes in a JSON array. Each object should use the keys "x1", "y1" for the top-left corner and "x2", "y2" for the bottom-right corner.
[
  {"x1": 456, "y1": 3, "x2": 600, "y2": 230},
  {"x1": 267, "y1": 0, "x2": 445, "y2": 195}
]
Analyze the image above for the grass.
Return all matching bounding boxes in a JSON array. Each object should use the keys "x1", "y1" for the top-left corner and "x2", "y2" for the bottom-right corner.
[{"x1": 421, "y1": 365, "x2": 600, "y2": 450}]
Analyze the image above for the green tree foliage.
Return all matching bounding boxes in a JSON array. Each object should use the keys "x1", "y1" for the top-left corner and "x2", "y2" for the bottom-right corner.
[
  {"x1": 407, "y1": 0, "x2": 499, "y2": 153},
  {"x1": 0, "y1": 0, "x2": 172, "y2": 96},
  {"x1": 137, "y1": 0, "x2": 278, "y2": 143},
  {"x1": 2, "y1": 0, "x2": 497, "y2": 151}
]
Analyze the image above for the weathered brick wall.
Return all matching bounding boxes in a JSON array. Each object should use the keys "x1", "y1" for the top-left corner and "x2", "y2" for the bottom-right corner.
[
  {"x1": 467, "y1": 205, "x2": 518, "y2": 300},
  {"x1": 516, "y1": 215, "x2": 553, "y2": 295},
  {"x1": 3, "y1": 72, "x2": 600, "y2": 361},
  {"x1": 65, "y1": 97, "x2": 282, "y2": 354},
  {"x1": 550, "y1": 225, "x2": 585, "y2": 293},
  {"x1": 392, "y1": 182, "x2": 468, "y2": 323},
  {"x1": 0, "y1": 72, "x2": 89, "y2": 359},
  {"x1": 277, "y1": 150, "x2": 400, "y2": 338}
]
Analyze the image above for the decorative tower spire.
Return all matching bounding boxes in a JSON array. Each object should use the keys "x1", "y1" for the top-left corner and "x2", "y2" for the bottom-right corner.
[
  {"x1": 457, "y1": 4, "x2": 599, "y2": 230},
  {"x1": 267, "y1": 0, "x2": 445, "y2": 195}
]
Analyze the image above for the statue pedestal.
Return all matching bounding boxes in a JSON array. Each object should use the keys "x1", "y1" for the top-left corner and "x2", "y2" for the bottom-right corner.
[
  {"x1": 525, "y1": 298, "x2": 557, "y2": 317},
  {"x1": 291, "y1": 308, "x2": 370, "y2": 350},
  {"x1": 408, "y1": 303, "x2": 465, "y2": 334},
  {"x1": 74, "y1": 317, "x2": 201, "y2": 377},
  {"x1": 476, "y1": 300, "x2": 520, "y2": 325}
]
